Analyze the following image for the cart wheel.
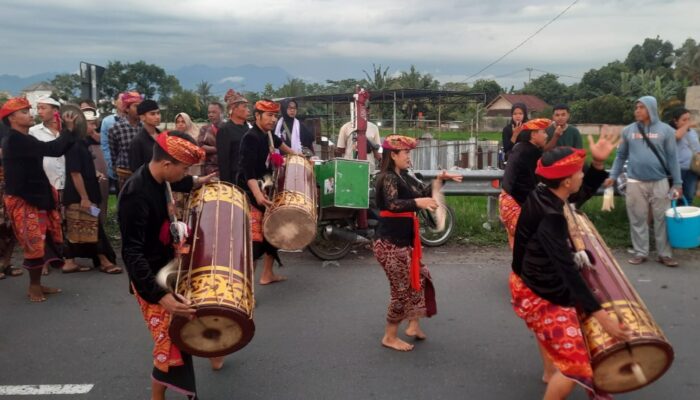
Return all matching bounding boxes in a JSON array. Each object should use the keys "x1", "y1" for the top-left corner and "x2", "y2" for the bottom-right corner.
[
  {"x1": 418, "y1": 205, "x2": 455, "y2": 247},
  {"x1": 307, "y1": 227, "x2": 353, "y2": 261}
]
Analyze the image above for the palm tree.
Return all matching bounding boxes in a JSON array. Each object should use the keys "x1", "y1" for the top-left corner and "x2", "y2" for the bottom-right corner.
[
  {"x1": 674, "y1": 38, "x2": 700, "y2": 85},
  {"x1": 363, "y1": 64, "x2": 392, "y2": 91}
]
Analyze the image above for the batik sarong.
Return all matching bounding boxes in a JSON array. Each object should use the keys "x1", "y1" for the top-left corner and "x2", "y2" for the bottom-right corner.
[
  {"x1": 133, "y1": 287, "x2": 197, "y2": 399},
  {"x1": 373, "y1": 239, "x2": 436, "y2": 323},
  {"x1": 509, "y1": 272, "x2": 611, "y2": 400},
  {"x1": 4, "y1": 194, "x2": 63, "y2": 268},
  {"x1": 498, "y1": 191, "x2": 521, "y2": 249}
]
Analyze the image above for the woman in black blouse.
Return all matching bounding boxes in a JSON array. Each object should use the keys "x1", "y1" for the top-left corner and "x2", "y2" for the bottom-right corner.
[
  {"x1": 373, "y1": 134, "x2": 461, "y2": 352},
  {"x1": 501, "y1": 102, "x2": 529, "y2": 158}
]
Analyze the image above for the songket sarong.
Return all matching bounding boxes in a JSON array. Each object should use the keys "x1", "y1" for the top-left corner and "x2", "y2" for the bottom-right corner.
[
  {"x1": 4, "y1": 194, "x2": 63, "y2": 269},
  {"x1": 250, "y1": 204, "x2": 279, "y2": 262},
  {"x1": 509, "y1": 272, "x2": 611, "y2": 400},
  {"x1": 373, "y1": 239, "x2": 436, "y2": 323},
  {"x1": 133, "y1": 287, "x2": 197, "y2": 399},
  {"x1": 498, "y1": 191, "x2": 521, "y2": 249}
]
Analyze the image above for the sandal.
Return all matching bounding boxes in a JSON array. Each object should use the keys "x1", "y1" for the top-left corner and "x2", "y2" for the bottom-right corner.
[
  {"x1": 62, "y1": 264, "x2": 92, "y2": 273},
  {"x1": 2, "y1": 265, "x2": 24, "y2": 278},
  {"x1": 657, "y1": 256, "x2": 679, "y2": 267},
  {"x1": 99, "y1": 264, "x2": 122, "y2": 274}
]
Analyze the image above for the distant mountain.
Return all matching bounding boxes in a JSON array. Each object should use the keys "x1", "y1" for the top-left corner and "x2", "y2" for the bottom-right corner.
[
  {"x1": 172, "y1": 64, "x2": 292, "y2": 95},
  {"x1": 0, "y1": 72, "x2": 59, "y2": 95},
  {"x1": 0, "y1": 64, "x2": 292, "y2": 98}
]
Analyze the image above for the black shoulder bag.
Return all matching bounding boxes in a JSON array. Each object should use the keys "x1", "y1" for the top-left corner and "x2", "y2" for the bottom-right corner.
[{"x1": 637, "y1": 122, "x2": 673, "y2": 187}]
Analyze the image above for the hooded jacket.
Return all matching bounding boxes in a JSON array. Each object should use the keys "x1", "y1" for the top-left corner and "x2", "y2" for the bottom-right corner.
[{"x1": 609, "y1": 96, "x2": 682, "y2": 187}]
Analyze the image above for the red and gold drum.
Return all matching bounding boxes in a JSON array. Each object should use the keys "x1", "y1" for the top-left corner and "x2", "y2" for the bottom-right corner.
[
  {"x1": 169, "y1": 181, "x2": 255, "y2": 358},
  {"x1": 567, "y1": 209, "x2": 674, "y2": 394},
  {"x1": 263, "y1": 154, "x2": 317, "y2": 250}
]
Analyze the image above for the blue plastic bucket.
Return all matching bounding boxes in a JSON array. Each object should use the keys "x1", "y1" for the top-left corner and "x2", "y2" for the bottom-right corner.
[{"x1": 665, "y1": 199, "x2": 700, "y2": 249}]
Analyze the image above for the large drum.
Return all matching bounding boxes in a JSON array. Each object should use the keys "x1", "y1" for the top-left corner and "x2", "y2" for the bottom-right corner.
[
  {"x1": 169, "y1": 181, "x2": 255, "y2": 358},
  {"x1": 263, "y1": 154, "x2": 317, "y2": 250},
  {"x1": 566, "y1": 207, "x2": 674, "y2": 394}
]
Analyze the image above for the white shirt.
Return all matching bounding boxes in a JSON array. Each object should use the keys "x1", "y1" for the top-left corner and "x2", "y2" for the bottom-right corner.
[
  {"x1": 337, "y1": 121, "x2": 381, "y2": 159},
  {"x1": 29, "y1": 123, "x2": 66, "y2": 190}
]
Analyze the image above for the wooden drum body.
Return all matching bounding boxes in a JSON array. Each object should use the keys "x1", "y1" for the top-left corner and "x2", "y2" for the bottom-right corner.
[
  {"x1": 169, "y1": 182, "x2": 255, "y2": 358},
  {"x1": 263, "y1": 154, "x2": 318, "y2": 250},
  {"x1": 116, "y1": 167, "x2": 132, "y2": 190},
  {"x1": 569, "y1": 209, "x2": 673, "y2": 393}
]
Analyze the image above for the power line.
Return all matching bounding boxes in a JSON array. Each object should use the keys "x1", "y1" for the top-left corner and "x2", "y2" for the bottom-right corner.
[
  {"x1": 461, "y1": 0, "x2": 580, "y2": 83},
  {"x1": 530, "y1": 68, "x2": 582, "y2": 80}
]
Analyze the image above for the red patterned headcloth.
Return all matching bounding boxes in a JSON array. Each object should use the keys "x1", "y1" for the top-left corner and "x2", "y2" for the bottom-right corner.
[
  {"x1": 522, "y1": 118, "x2": 552, "y2": 131},
  {"x1": 156, "y1": 131, "x2": 206, "y2": 165},
  {"x1": 121, "y1": 91, "x2": 143, "y2": 111},
  {"x1": 536, "y1": 147, "x2": 587, "y2": 179},
  {"x1": 0, "y1": 97, "x2": 31, "y2": 119},
  {"x1": 225, "y1": 89, "x2": 248, "y2": 105},
  {"x1": 382, "y1": 134, "x2": 417, "y2": 151},
  {"x1": 254, "y1": 99, "x2": 280, "y2": 113}
]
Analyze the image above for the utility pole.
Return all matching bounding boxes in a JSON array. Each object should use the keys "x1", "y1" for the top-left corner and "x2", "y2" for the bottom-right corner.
[{"x1": 526, "y1": 67, "x2": 533, "y2": 83}]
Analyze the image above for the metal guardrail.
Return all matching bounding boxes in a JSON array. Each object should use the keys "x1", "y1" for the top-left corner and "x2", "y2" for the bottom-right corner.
[{"x1": 415, "y1": 169, "x2": 503, "y2": 196}]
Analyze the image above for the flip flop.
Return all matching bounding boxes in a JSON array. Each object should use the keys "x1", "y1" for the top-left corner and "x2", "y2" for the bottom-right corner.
[{"x1": 62, "y1": 264, "x2": 92, "y2": 273}]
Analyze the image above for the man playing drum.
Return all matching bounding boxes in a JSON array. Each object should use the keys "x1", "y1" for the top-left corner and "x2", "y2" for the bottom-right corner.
[
  {"x1": 236, "y1": 99, "x2": 296, "y2": 285},
  {"x1": 510, "y1": 146, "x2": 631, "y2": 400},
  {"x1": 118, "y1": 131, "x2": 215, "y2": 400}
]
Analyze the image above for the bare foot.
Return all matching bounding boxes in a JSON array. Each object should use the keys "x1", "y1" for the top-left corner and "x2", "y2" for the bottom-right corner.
[
  {"x1": 209, "y1": 356, "x2": 225, "y2": 371},
  {"x1": 259, "y1": 275, "x2": 287, "y2": 285},
  {"x1": 27, "y1": 285, "x2": 47, "y2": 302},
  {"x1": 41, "y1": 286, "x2": 62, "y2": 295},
  {"x1": 42, "y1": 265, "x2": 50, "y2": 276},
  {"x1": 381, "y1": 336, "x2": 414, "y2": 352},
  {"x1": 405, "y1": 327, "x2": 427, "y2": 340}
]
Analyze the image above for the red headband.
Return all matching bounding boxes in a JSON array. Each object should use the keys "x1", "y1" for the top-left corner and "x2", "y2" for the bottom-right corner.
[
  {"x1": 522, "y1": 118, "x2": 552, "y2": 131},
  {"x1": 255, "y1": 100, "x2": 280, "y2": 113},
  {"x1": 382, "y1": 135, "x2": 417, "y2": 150},
  {"x1": 156, "y1": 131, "x2": 205, "y2": 165},
  {"x1": 0, "y1": 97, "x2": 31, "y2": 119},
  {"x1": 535, "y1": 148, "x2": 587, "y2": 179}
]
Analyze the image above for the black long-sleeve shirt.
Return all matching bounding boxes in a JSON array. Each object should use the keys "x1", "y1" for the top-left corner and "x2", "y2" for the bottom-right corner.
[
  {"x1": 216, "y1": 120, "x2": 249, "y2": 184},
  {"x1": 512, "y1": 167, "x2": 608, "y2": 314},
  {"x1": 236, "y1": 124, "x2": 283, "y2": 203},
  {"x1": 118, "y1": 164, "x2": 193, "y2": 304},
  {"x1": 501, "y1": 141, "x2": 542, "y2": 205},
  {"x1": 375, "y1": 170, "x2": 431, "y2": 247},
  {"x1": 2, "y1": 128, "x2": 76, "y2": 210},
  {"x1": 128, "y1": 127, "x2": 159, "y2": 172}
]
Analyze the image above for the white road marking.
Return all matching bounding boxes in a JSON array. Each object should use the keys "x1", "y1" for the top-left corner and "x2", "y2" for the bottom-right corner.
[{"x1": 0, "y1": 384, "x2": 94, "y2": 395}]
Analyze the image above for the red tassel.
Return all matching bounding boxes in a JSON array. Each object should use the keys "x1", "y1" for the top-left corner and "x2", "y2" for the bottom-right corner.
[
  {"x1": 53, "y1": 111, "x2": 62, "y2": 132},
  {"x1": 159, "y1": 220, "x2": 171, "y2": 246},
  {"x1": 269, "y1": 153, "x2": 284, "y2": 168}
]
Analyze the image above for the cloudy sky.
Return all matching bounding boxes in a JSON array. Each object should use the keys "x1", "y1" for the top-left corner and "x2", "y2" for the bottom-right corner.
[{"x1": 1, "y1": 0, "x2": 697, "y2": 88}]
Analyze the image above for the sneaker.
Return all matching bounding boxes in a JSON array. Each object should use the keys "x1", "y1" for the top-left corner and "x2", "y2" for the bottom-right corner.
[
  {"x1": 627, "y1": 256, "x2": 647, "y2": 265},
  {"x1": 657, "y1": 256, "x2": 679, "y2": 267}
]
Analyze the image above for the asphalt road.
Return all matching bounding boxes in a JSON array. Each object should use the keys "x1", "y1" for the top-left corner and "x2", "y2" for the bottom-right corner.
[{"x1": 0, "y1": 245, "x2": 697, "y2": 400}]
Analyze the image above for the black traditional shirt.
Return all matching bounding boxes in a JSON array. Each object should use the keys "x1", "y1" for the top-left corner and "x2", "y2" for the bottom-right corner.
[
  {"x1": 502, "y1": 141, "x2": 542, "y2": 205},
  {"x1": 128, "y1": 126, "x2": 159, "y2": 172},
  {"x1": 118, "y1": 164, "x2": 193, "y2": 304},
  {"x1": 63, "y1": 138, "x2": 101, "y2": 205},
  {"x1": 236, "y1": 124, "x2": 282, "y2": 202},
  {"x1": 512, "y1": 167, "x2": 608, "y2": 314},
  {"x1": 2, "y1": 128, "x2": 76, "y2": 210},
  {"x1": 375, "y1": 170, "x2": 431, "y2": 247},
  {"x1": 216, "y1": 120, "x2": 249, "y2": 184}
]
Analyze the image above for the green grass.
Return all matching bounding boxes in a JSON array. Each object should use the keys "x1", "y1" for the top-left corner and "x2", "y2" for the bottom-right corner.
[
  {"x1": 445, "y1": 195, "x2": 633, "y2": 248},
  {"x1": 105, "y1": 195, "x2": 120, "y2": 244}
]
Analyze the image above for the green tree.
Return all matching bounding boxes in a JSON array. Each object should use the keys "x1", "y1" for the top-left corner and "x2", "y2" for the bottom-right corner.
[
  {"x1": 470, "y1": 79, "x2": 503, "y2": 104},
  {"x1": 620, "y1": 69, "x2": 684, "y2": 117},
  {"x1": 101, "y1": 60, "x2": 181, "y2": 102},
  {"x1": 50, "y1": 73, "x2": 81, "y2": 102},
  {"x1": 673, "y1": 38, "x2": 700, "y2": 85},
  {"x1": 363, "y1": 64, "x2": 392, "y2": 91},
  {"x1": 575, "y1": 61, "x2": 630, "y2": 100},
  {"x1": 167, "y1": 88, "x2": 201, "y2": 123},
  {"x1": 583, "y1": 95, "x2": 633, "y2": 124},
  {"x1": 275, "y1": 77, "x2": 308, "y2": 98},
  {"x1": 391, "y1": 65, "x2": 439, "y2": 89},
  {"x1": 521, "y1": 73, "x2": 569, "y2": 105},
  {"x1": 624, "y1": 36, "x2": 674, "y2": 74},
  {"x1": 324, "y1": 78, "x2": 364, "y2": 94},
  {"x1": 195, "y1": 80, "x2": 218, "y2": 114}
]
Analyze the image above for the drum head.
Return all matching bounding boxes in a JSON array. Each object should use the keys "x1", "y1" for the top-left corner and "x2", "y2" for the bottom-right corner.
[
  {"x1": 170, "y1": 307, "x2": 255, "y2": 358},
  {"x1": 264, "y1": 208, "x2": 317, "y2": 250},
  {"x1": 593, "y1": 340, "x2": 674, "y2": 393}
]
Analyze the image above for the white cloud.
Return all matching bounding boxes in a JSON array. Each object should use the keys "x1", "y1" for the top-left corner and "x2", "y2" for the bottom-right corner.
[
  {"x1": 219, "y1": 76, "x2": 246, "y2": 83},
  {"x1": 0, "y1": 0, "x2": 698, "y2": 88}
]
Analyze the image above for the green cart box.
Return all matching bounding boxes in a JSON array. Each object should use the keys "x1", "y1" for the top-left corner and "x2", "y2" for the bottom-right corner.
[{"x1": 315, "y1": 159, "x2": 370, "y2": 208}]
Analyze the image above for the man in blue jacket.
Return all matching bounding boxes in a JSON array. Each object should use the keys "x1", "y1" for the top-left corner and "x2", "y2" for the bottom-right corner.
[{"x1": 606, "y1": 96, "x2": 682, "y2": 267}]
